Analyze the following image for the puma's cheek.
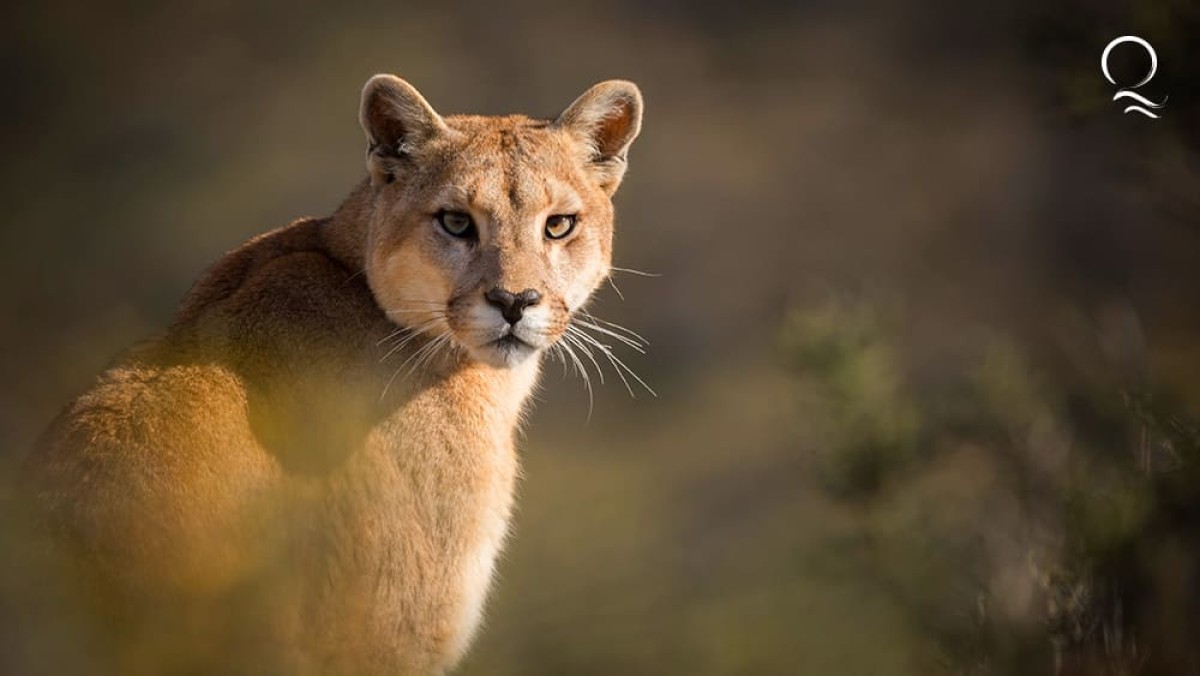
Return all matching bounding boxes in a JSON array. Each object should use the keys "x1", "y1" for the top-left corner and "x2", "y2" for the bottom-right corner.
[
  {"x1": 370, "y1": 245, "x2": 453, "y2": 328},
  {"x1": 562, "y1": 265, "x2": 607, "y2": 312}
]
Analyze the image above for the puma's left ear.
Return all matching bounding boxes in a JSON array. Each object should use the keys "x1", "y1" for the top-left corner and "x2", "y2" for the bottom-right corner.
[{"x1": 554, "y1": 80, "x2": 643, "y2": 194}]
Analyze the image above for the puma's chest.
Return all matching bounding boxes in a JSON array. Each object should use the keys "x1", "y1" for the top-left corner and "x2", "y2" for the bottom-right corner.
[{"x1": 307, "y1": 364, "x2": 534, "y2": 670}]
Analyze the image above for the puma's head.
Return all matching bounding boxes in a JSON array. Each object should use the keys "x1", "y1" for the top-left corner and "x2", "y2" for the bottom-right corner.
[
  {"x1": 352, "y1": 75, "x2": 638, "y2": 369},
  {"x1": 357, "y1": 75, "x2": 642, "y2": 369}
]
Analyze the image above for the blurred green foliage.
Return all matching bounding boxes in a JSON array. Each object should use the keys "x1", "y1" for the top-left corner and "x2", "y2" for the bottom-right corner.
[{"x1": 779, "y1": 299, "x2": 1200, "y2": 673}]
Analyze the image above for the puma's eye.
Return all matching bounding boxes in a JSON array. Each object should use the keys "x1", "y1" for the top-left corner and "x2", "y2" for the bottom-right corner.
[
  {"x1": 545, "y1": 214, "x2": 577, "y2": 240},
  {"x1": 436, "y1": 210, "x2": 475, "y2": 238}
]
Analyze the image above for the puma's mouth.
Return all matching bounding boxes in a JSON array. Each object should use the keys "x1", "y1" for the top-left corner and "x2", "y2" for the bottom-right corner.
[
  {"x1": 448, "y1": 298, "x2": 556, "y2": 367},
  {"x1": 490, "y1": 334, "x2": 532, "y2": 350},
  {"x1": 471, "y1": 329, "x2": 539, "y2": 368}
]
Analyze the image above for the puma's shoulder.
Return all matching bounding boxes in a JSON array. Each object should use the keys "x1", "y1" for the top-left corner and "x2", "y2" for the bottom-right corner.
[
  {"x1": 26, "y1": 216, "x2": 378, "y2": 548},
  {"x1": 171, "y1": 216, "x2": 374, "y2": 338}
]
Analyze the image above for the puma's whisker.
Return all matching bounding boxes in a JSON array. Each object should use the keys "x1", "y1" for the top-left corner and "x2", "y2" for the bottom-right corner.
[{"x1": 609, "y1": 265, "x2": 662, "y2": 278}]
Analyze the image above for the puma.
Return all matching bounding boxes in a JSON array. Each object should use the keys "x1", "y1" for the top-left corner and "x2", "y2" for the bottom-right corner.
[{"x1": 24, "y1": 75, "x2": 644, "y2": 675}]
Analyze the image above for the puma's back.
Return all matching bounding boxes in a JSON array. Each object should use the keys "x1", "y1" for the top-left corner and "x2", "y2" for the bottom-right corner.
[{"x1": 22, "y1": 75, "x2": 643, "y2": 675}]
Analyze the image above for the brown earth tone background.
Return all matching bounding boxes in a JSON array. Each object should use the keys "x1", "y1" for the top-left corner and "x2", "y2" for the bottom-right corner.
[{"x1": 3, "y1": 0, "x2": 1200, "y2": 673}]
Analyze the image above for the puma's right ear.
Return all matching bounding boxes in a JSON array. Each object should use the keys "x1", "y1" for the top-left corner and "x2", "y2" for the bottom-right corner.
[{"x1": 359, "y1": 75, "x2": 446, "y2": 186}]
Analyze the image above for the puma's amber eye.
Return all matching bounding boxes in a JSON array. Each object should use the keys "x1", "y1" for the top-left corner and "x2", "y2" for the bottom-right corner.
[
  {"x1": 545, "y1": 214, "x2": 577, "y2": 240},
  {"x1": 436, "y1": 210, "x2": 475, "y2": 238}
]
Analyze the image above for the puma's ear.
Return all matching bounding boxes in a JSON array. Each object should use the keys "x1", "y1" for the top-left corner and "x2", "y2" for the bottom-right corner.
[
  {"x1": 359, "y1": 74, "x2": 446, "y2": 186},
  {"x1": 554, "y1": 80, "x2": 643, "y2": 194}
]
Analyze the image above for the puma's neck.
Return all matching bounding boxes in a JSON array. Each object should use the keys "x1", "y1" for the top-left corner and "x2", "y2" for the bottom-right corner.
[
  {"x1": 320, "y1": 180, "x2": 374, "y2": 274},
  {"x1": 402, "y1": 356, "x2": 542, "y2": 439}
]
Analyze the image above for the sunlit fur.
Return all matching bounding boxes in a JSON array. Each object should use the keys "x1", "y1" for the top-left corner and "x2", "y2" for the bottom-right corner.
[
  {"x1": 22, "y1": 75, "x2": 643, "y2": 675},
  {"x1": 365, "y1": 119, "x2": 607, "y2": 369}
]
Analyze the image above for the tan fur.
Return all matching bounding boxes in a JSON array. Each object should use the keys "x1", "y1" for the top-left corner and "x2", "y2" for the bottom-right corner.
[{"x1": 23, "y1": 75, "x2": 643, "y2": 675}]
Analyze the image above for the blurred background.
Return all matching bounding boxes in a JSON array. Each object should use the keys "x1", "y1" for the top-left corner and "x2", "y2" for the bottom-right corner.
[{"x1": 3, "y1": 0, "x2": 1200, "y2": 673}]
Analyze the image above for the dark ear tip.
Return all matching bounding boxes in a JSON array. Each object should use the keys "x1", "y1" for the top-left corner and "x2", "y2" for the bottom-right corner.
[
  {"x1": 590, "y1": 80, "x2": 643, "y2": 109},
  {"x1": 607, "y1": 79, "x2": 642, "y2": 97},
  {"x1": 362, "y1": 73, "x2": 395, "y2": 90},
  {"x1": 360, "y1": 74, "x2": 417, "y2": 114}
]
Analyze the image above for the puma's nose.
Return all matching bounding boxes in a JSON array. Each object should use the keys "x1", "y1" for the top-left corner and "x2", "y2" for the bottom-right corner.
[{"x1": 484, "y1": 287, "x2": 543, "y2": 325}]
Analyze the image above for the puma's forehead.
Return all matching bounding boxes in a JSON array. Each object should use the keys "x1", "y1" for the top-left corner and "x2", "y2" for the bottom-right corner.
[
  {"x1": 414, "y1": 115, "x2": 596, "y2": 214},
  {"x1": 430, "y1": 114, "x2": 587, "y2": 167},
  {"x1": 431, "y1": 177, "x2": 585, "y2": 215}
]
